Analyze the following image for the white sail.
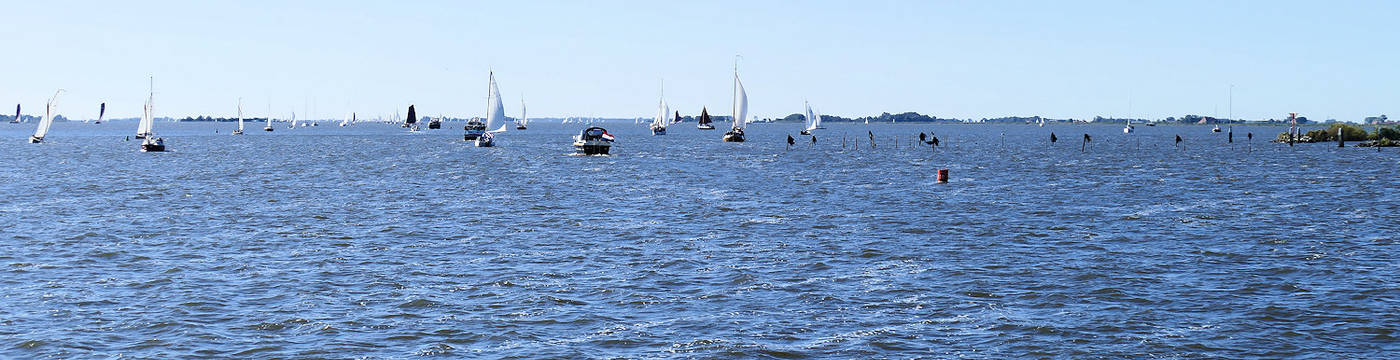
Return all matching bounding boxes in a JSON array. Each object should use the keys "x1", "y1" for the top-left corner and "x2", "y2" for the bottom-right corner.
[
  {"x1": 803, "y1": 101, "x2": 817, "y2": 131},
  {"x1": 653, "y1": 97, "x2": 669, "y2": 128},
  {"x1": 289, "y1": 111, "x2": 298, "y2": 128},
  {"x1": 519, "y1": 98, "x2": 527, "y2": 126},
  {"x1": 237, "y1": 99, "x2": 244, "y2": 131},
  {"x1": 137, "y1": 77, "x2": 154, "y2": 137},
  {"x1": 340, "y1": 112, "x2": 351, "y2": 126},
  {"x1": 484, "y1": 72, "x2": 508, "y2": 133},
  {"x1": 732, "y1": 74, "x2": 748, "y2": 130},
  {"x1": 34, "y1": 90, "x2": 62, "y2": 139},
  {"x1": 266, "y1": 103, "x2": 274, "y2": 128},
  {"x1": 813, "y1": 108, "x2": 822, "y2": 128}
]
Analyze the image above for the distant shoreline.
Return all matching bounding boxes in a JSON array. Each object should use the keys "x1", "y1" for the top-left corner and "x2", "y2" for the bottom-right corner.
[{"x1": 7, "y1": 111, "x2": 1388, "y2": 126}]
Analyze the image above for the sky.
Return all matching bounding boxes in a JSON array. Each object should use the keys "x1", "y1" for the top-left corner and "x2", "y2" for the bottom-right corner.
[{"x1": 3, "y1": 0, "x2": 1397, "y2": 122}]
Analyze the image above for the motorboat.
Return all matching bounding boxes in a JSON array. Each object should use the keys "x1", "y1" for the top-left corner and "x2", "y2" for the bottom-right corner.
[
  {"x1": 463, "y1": 119, "x2": 486, "y2": 141},
  {"x1": 573, "y1": 126, "x2": 614, "y2": 155}
]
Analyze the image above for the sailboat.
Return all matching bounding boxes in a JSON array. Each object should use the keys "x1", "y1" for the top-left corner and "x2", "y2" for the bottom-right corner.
[
  {"x1": 288, "y1": 111, "x2": 298, "y2": 129},
  {"x1": 28, "y1": 90, "x2": 63, "y2": 143},
  {"x1": 232, "y1": 98, "x2": 245, "y2": 135},
  {"x1": 138, "y1": 77, "x2": 165, "y2": 152},
  {"x1": 722, "y1": 60, "x2": 748, "y2": 142},
  {"x1": 9, "y1": 104, "x2": 18, "y2": 123},
  {"x1": 516, "y1": 97, "x2": 528, "y2": 130},
  {"x1": 340, "y1": 112, "x2": 355, "y2": 127},
  {"x1": 800, "y1": 101, "x2": 819, "y2": 135},
  {"x1": 136, "y1": 78, "x2": 154, "y2": 139},
  {"x1": 476, "y1": 71, "x2": 509, "y2": 147},
  {"x1": 264, "y1": 103, "x2": 274, "y2": 131},
  {"x1": 1123, "y1": 118, "x2": 1134, "y2": 134},
  {"x1": 95, "y1": 103, "x2": 105, "y2": 124},
  {"x1": 651, "y1": 81, "x2": 669, "y2": 135},
  {"x1": 405, "y1": 105, "x2": 419, "y2": 132},
  {"x1": 697, "y1": 107, "x2": 714, "y2": 129}
]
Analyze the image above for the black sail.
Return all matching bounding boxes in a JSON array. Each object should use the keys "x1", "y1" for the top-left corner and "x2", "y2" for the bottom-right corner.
[
  {"x1": 406, "y1": 105, "x2": 417, "y2": 125},
  {"x1": 699, "y1": 107, "x2": 711, "y2": 125}
]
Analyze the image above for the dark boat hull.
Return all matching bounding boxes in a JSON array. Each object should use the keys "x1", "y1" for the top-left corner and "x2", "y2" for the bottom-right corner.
[
  {"x1": 28, "y1": 136, "x2": 42, "y2": 143},
  {"x1": 652, "y1": 127, "x2": 666, "y2": 135},
  {"x1": 140, "y1": 144, "x2": 165, "y2": 152},
  {"x1": 697, "y1": 124, "x2": 715, "y2": 130},
  {"x1": 723, "y1": 129, "x2": 745, "y2": 142},
  {"x1": 574, "y1": 144, "x2": 610, "y2": 155},
  {"x1": 428, "y1": 121, "x2": 441, "y2": 129}
]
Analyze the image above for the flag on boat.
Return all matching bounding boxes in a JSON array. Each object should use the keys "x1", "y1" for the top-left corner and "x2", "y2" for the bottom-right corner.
[{"x1": 601, "y1": 131, "x2": 615, "y2": 141}]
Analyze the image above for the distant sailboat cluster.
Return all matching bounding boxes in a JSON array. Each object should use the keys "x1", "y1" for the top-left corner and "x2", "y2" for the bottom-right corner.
[{"x1": 19, "y1": 58, "x2": 1270, "y2": 155}]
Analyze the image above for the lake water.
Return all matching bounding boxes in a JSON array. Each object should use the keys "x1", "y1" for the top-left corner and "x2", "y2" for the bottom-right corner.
[{"x1": 2, "y1": 121, "x2": 1396, "y2": 358}]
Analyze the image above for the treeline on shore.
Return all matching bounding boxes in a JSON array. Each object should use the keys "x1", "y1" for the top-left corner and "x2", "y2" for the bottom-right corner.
[
  {"x1": 1275, "y1": 123, "x2": 1400, "y2": 147},
  {"x1": 745, "y1": 111, "x2": 1364, "y2": 125}
]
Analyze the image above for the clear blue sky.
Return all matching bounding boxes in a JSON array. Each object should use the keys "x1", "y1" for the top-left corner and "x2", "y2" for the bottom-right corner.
[{"x1": 3, "y1": 0, "x2": 1396, "y2": 122}]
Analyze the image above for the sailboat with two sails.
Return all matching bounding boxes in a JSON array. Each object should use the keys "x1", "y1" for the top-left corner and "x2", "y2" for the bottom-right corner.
[
  {"x1": 722, "y1": 60, "x2": 748, "y2": 142},
  {"x1": 28, "y1": 90, "x2": 63, "y2": 143},
  {"x1": 800, "y1": 101, "x2": 821, "y2": 135},
  {"x1": 696, "y1": 107, "x2": 714, "y2": 130},
  {"x1": 475, "y1": 71, "x2": 510, "y2": 147},
  {"x1": 651, "y1": 81, "x2": 669, "y2": 136},
  {"x1": 138, "y1": 77, "x2": 165, "y2": 152}
]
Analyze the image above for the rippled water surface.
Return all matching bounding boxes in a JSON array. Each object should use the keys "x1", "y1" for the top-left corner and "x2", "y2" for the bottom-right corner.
[{"x1": 2, "y1": 121, "x2": 1397, "y2": 358}]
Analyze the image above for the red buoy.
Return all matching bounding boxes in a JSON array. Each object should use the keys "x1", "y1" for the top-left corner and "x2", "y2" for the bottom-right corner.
[{"x1": 937, "y1": 169, "x2": 949, "y2": 183}]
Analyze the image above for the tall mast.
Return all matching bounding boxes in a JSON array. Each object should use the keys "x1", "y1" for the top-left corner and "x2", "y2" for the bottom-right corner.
[
  {"x1": 1228, "y1": 84, "x2": 1233, "y2": 121},
  {"x1": 485, "y1": 70, "x2": 493, "y2": 119},
  {"x1": 732, "y1": 55, "x2": 740, "y2": 127}
]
